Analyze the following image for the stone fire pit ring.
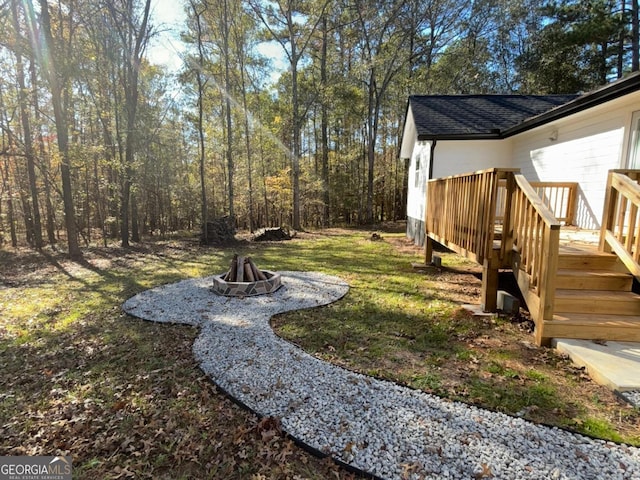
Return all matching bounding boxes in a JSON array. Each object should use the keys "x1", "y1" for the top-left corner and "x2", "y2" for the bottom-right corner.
[{"x1": 212, "y1": 270, "x2": 281, "y2": 297}]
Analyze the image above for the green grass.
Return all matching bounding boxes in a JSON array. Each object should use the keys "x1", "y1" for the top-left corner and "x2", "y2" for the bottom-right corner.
[{"x1": 580, "y1": 418, "x2": 625, "y2": 442}]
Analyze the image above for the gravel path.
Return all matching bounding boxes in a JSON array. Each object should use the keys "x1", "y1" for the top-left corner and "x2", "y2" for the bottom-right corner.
[
  {"x1": 123, "y1": 272, "x2": 640, "y2": 480},
  {"x1": 622, "y1": 391, "x2": 640, "y2": 408}
]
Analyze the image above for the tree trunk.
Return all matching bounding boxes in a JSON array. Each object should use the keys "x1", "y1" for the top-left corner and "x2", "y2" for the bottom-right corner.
[
  {"x1": 11, "y1": 0, "x2": 42, "y2": 249},
  {"x1": 2, "y1": 156, "x2": 17, "y2": 247},
  {"x1": 38, "y1": 0, "x2": 81, "y2": 258},
  {"x1": 223, "y1": 0, "x2": 235, "y2": 221},
  {"x1": 131, "y1": 191, "x2": 140, "y2": 242},
  {"x1": 258, "y1": 105, "x2": 269, "y2": 227},
  {"x1": 240, "y1": 57, "x2": 255, "y2": 232},
  {"x1": 120, "y1": 173, "x2": 131, "y2": 246},
  {"x1": 114, "y1": 0, "x2": 152, "y2": 247},
  {"x1": 320, "y1": 14, "x2": 330, "y2": 227},
  {"x1": 633, "y1": 0, "x2": 639, "y2": 72},
  {"x1": 292, "y1": 53, "x2": 301, "y2": 230},
  {"x1": 94, "y1": 149, "x2": 107, "y2": 247},
  {"x1": 30, "y1": 57, "x2": 56, "y2": 245},
  {"x1": 13, "y1": 142, "x2": 34, "y2": 244},
  {"x1": 192, "y1": 1, "x2": 208, "y2": 244},
  {"x1": 366, "y1": 78, "x2": 378, "y2": 224},
  {"x1": 617, "y1": 0, "x2": 625, "y2": 79}
]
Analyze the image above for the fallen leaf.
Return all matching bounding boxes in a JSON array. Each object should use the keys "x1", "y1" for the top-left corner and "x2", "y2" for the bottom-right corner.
[{"x1": 474, "y1": 463, "x2": 493, "y2": 478}]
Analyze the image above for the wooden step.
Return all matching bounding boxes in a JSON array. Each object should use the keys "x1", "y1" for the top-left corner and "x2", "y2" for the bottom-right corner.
[
  {"x1": 554, "y1": 289, "x2": 640, "y2": 315},
  {"x1": 543, "y1": 313, "x2": 640, "y2": 342},
  {"x1": 557, "y1": 252, "x2": 619, "y2": 271},
  {"x1": 555, "y1": 269, "x2": 633, "y2": 291}
]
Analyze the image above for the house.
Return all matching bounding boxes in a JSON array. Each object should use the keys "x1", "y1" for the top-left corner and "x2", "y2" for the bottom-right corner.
[
  {"x1": 401, "y1": 72, "x2": 640, "y2": 246},
  {"x1": 400, "y1": 72, "x2": 640, "y2": 346}
]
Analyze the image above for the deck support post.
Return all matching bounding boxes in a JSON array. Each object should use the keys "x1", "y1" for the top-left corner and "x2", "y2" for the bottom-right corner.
[
  {"x1": 425, "y1": 237, "x2": 433, "y2": 264},
  {"x1": 481, "y1": 255, "x2": 499, "y2": 312}
]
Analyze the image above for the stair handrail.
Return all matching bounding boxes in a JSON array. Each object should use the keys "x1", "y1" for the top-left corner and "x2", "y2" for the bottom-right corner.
[
  {"x1": 599, "y1": 169, "x2": 640, "y2": 279},
  {"x1": 508, "y1": 173, "x2": 561, "y2": 321},
  {"x1": 496, "y1": 181, "x2": 578, "y2": 225}
]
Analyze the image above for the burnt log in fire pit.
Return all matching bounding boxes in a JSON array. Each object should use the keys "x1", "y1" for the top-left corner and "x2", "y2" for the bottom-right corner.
[{"x1": 212, "y1": 254, "x2": 281, "y2": 296}]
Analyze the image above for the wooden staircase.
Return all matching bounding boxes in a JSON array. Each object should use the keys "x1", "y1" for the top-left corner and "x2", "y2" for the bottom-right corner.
[
  {"x1": 425, "y1": 168, "x2": 640, "y2": 346},
  {"x1": 541, "y1": 250, "x2": 640, "y2": 343}
]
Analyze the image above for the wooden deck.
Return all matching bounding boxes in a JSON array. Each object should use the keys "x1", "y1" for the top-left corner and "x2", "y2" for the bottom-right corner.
[{"x1": 425, "y1": 169, "x2": 640, "y2": 346}]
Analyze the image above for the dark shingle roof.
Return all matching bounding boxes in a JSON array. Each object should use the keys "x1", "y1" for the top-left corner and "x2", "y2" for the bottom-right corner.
[{"x1": 409, "y1": 95, "x2": 579, "y2": 139}]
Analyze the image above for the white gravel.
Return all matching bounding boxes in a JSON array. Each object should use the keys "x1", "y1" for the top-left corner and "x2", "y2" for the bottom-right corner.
[
  {"x1": 123, "y1": 272, "x2": 640, "y2": 480},
  {"x1": 620, "y1": 391, "x2": 640, "y2": 408}
]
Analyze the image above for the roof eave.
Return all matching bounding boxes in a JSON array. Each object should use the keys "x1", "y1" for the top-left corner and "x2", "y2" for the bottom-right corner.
[
  {"x1": 502, "y1": 72, "x2": 640, "y2": 137},
  {"x1": 417, "y1": 133, "x2": 503, "y2": 141}
]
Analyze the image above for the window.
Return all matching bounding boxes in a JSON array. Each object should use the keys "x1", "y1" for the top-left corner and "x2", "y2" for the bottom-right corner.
[
  {"x1": 415, "y1": 156, "x2": 420, "y2": 187},
  {"x1": 628, "y1": 111, "x2": 640, "y2": 169}
]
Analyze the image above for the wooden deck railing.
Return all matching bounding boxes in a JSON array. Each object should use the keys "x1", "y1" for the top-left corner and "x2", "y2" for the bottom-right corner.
[
  {"x1": 599, "y1": 170, "x2": 640, "y2": 279},
  {"x1": 425, "y1": 168, "x2": 561, "y2": 324},
  {"x1": 426, "y1": 168, "x2": 518, "y2": 265},
  {"x1": 510, "y1": 174, "x2": 561, "y2": 321},
  {"x1": 496, "y1": 181, "x2": 577, "y2": 225}
]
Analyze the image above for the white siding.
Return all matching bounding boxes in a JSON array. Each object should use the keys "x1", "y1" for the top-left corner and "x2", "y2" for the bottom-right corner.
[
  {"x1": 407, "y1": 139, "x2": 513, "y2": 223},
  {"x1": 400, "y1": 107, "x2": 417, "y2": 159},
  {"x1": 432, "y1": 139, "x2": 514, "y2": 178},
  {"x1": 406, "y1": 141, "x2": 431, "y2": 222},
  {"x1": 512, "y1": 92, "x2": 640, "y2": 228}
]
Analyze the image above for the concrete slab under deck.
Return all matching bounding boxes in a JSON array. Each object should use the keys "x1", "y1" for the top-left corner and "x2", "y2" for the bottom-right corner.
[{"x1": 552, "y1": 338, "x2": 640, "y2": 393}]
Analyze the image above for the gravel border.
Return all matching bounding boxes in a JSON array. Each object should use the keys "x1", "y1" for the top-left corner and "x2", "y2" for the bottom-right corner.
[
  {"x1": 619, "y1": 390, "x2": 640, "y2": 408},
  {"x1": 123, "y1": 272, "x2": 640, "y2": 480}
]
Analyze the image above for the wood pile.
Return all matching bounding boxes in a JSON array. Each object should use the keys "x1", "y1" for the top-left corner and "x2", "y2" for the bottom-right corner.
[
  {"x1": 202, "y1": 216, "x2": 236, "y2": 244},
  {"x1": 223, "y1": 254, "x2": 268, "y2": 282},
  {"x1": 252, "y1": 227, "x2": 292, "y2": 242}
]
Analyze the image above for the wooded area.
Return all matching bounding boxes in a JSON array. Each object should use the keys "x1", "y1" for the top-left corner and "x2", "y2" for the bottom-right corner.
[{"x1": 0, "y1": 0, "x2": 639, "y2": 256}]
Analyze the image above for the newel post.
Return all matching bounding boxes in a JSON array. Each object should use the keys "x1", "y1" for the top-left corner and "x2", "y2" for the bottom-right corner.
[{"x1": 599, "y1": 170, "x2": 616, "y2": 252}]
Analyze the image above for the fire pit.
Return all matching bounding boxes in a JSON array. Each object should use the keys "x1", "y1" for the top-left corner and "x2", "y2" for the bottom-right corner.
[{"x1": 212, "y1": 255, "x2": 281, "y2": 297}]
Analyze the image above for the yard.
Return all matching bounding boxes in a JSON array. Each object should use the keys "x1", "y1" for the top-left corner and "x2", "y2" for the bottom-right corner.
[{"x1": 1, "y1": 227, "x2": 638, "y2": 479}]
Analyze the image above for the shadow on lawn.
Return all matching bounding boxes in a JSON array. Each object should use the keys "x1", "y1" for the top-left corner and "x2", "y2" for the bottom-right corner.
[{"x1": 0, "y1": 242, "x2": 360, "y2": 479}]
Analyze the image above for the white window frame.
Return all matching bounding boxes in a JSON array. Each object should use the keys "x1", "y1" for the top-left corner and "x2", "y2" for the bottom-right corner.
[{"x1": 628, "y1": 110, "x2": 640, "y2": 169}]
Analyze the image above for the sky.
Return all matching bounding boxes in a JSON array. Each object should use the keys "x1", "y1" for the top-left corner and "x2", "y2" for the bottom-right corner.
[
  {"x1": 148, "y1": 0, "x2": 188, "y2": 72},
  {"x1": 147, "y1": 0, "x2": 286, "y2": 82}
]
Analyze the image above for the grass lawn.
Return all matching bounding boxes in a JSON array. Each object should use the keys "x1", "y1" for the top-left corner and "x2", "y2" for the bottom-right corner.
[{"x1": 1, "y1": 227, "x2": 638, "y2": 478}]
